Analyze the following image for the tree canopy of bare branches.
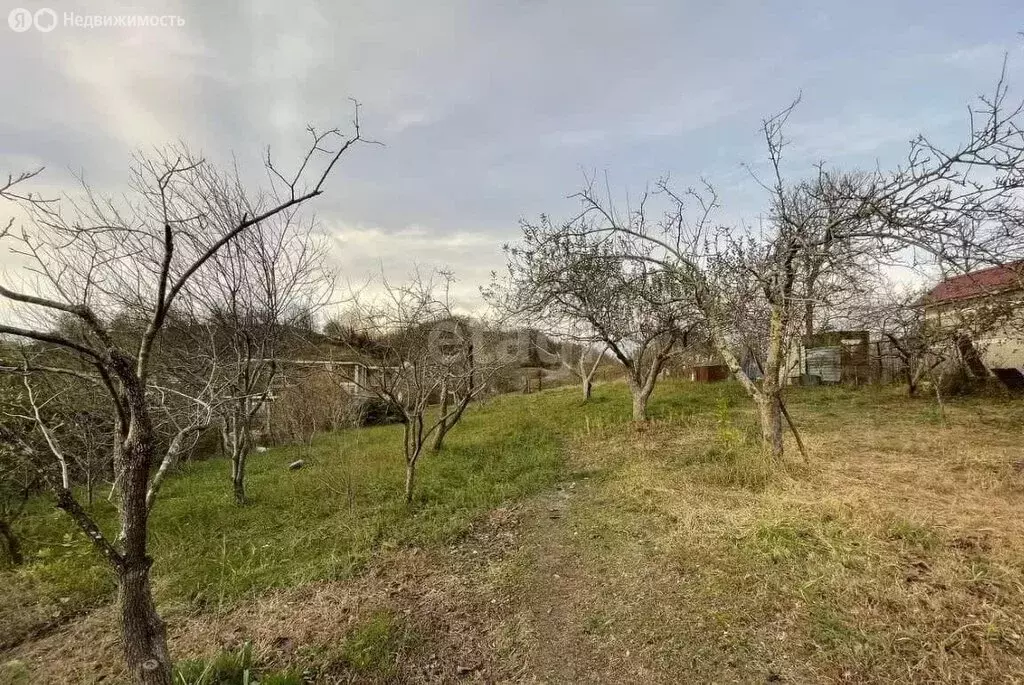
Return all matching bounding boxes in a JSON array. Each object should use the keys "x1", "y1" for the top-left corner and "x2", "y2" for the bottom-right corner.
[
  {"x1": 488, "y1": 215, "x2": 697, "y2": 420},
  {"x1": 513, "y1": 66, "x2": 1024, "y2": 460},
  {"x1": 0, "y1": 110, "x2": 368, "y2": 684},
  {"x1": 335, "y1": 269, "x2": 510, "y2": 503}
]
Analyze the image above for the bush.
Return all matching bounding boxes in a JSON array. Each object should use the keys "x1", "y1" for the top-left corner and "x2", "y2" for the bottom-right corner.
[
  {"x1": 354, "y1": 397, "x2": 406, "y2": 427},
  {"x1": 270, "y1": 370, "x2": 359, "y2": 444},
  {"x1": 677, "y1": 396, "x2": 774, "y2": 490},
  {"x1": 937, "y1": 366, "x2": 979, "y2": 397}
]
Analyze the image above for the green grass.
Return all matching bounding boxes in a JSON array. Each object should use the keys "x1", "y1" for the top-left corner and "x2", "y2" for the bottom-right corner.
[
  {"x1": 173, "y1": 642, "x2": 303, "y2": 685},
  {"x1": 885, "y1": 517, "x2": 941, "y2": 551},
  {"x1": 338, "y1": 610, "x2": 413, "y2": 677},
  {"x1": 1, "y1": 380, "x2": 693, "y2": 644}
]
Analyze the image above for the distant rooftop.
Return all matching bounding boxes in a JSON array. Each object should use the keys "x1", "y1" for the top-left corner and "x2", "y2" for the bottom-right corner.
[{"x1": 923, "y1": 261, "x2": 1024, "y2": 304}]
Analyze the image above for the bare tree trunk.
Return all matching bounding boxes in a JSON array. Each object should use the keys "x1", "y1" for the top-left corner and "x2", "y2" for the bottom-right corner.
[
  {"x1": 264, "y1": 401, "x2": 272, "y2": 442},
  {"x1": 230, "y1": 437, "x2": 249, "y2": 506},
  {"x1": 931, "y1": 367, "x2": 947, "y2": 422},
  {"x1": 231, "y1": 458, "x2": 247, "y2": 505},
  {"x1": 431, "y1": 383, "x2": 450, "y2": 452},
  {"x1": 431, "y1": 422, "x2": 451, "y2": 452},
  {"x1": 759, "y1": 372, "x2": 785, "y2": 460},
  {"x1": 404, "y1": 461, "x2": 417, "y2": 505},
  {"x1": 146, "y1": 426, "x2": 199, "y2": 512},
  {"x1": 758, "y1": 305, "x2": 788, "y2": 459},
  {"x1": 757, "y1": 392, "x2": 784, "y2": 460},
  {"x1": 117, "y1": 558, "x2": 171, "y2": 685},
  {"x1": 431, "y1": 423, "x2": 447, "y2": 452},
  {"x1": 581, "y1": 346, "x2": 606, "y2": 400},
  {"x1": 432, "y1": 392, "x2": 473, "y2": 453},
  {"x1": 711, "y1": 318, "x2": 788, "y2": 460},
  {"x1": 628, "y1": 378, "x2": 651, "y2": 421},
  {"x1": 431, "y1": 344, "x2": 475, "y2": 453},
  {"x1": 710, "y1": 326, "x2": 781, "y2": 455},
  {"x1": 117, "y1": 420, "x2": 173, "y2": 685},
  {"x1": 403, "y1": 419, "x2": 423, "y2": 505},
  {"x1": 906, "y1": 368, "x2": 919, "y2": 397},
  {"x1": 225, "y1": 404, "x2": 252, "y2": 506},
  {"x1": 626, "y1": 346, "x2": 671, "y2": 421},
  {"x1": 0, "y1": 519, "x2": 22, "y2": 565},
  {"x1": 631, "y1": 392, "x2": 648, "y2": 421}
]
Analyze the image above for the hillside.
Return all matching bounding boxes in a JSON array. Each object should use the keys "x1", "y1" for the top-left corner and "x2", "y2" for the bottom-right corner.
[{"x1": 2, "y1": 381, "x2": 1024, "y2": 683}]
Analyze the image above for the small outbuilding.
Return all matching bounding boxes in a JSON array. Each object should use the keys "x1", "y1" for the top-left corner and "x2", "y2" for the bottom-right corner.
[
  {"x1": 683, "y1": 364, "x2": 730, "y2": 383},
  {"x1": 789, "y1": 330, "x2": 871, "y2": 385}
]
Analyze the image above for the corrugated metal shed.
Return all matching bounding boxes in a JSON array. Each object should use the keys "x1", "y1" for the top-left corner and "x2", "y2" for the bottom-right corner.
[{"x1": 806, "y1": 347, "x2": 841, "y2": 383}]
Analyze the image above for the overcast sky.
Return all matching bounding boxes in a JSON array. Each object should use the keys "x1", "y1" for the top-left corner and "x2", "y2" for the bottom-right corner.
[{"x1": 2, "y1": 0, "x2": 1023, "y2": 307}]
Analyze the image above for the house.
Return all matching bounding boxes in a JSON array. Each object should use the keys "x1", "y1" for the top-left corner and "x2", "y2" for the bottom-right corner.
[
  {"x1": 920, "y1": 261, "x2": 1024, "y2": 382},
  {"x1": 268, "y1": 358, "x2": 386, "y2": 397}
]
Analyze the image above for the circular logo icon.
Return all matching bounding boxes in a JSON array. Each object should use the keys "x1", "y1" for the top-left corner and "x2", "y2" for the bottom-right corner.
[
  {"x1": 33, "y1": 8, "x2": 57, "y2": 32},
  {"x1": 7, "y1": 7, "x2": 33, "y2": 32}
]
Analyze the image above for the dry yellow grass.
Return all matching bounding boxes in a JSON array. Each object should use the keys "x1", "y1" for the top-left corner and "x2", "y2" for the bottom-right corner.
[{"x1": 500, "y1": 387, "x2": 1024, "y2": 683}]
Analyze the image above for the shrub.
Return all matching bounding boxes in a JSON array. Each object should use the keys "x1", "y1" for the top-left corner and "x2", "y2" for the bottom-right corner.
[
  {"x1": 271, "y1": 370, "x2": 359, "y2": 444},
  {"x1": 354, "y1": 397, "x2": 406, "y2": 427}
]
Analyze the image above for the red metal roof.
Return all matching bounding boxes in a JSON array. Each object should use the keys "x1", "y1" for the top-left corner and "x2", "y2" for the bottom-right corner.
[{"x1": 924, "y1": 261, "x2": 1024, "y2": 304}]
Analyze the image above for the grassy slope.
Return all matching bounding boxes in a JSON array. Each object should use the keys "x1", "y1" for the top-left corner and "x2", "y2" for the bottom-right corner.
[
  {"x1": 0, "y1": 380, "x2": 657, "y2": 647},
  {"x1": 3, "y1": 380, "x2": 1024, "y2": 683}
]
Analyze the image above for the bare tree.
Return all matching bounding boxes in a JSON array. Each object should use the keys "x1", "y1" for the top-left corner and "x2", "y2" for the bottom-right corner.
[
  {"x1": 0, "y1": 112, "x2": 367, "y2": 684},
  {"x1": 0, "y1": 445, "x2": 34, "y2": 566},
  {"x1": 0, "y1": 378, "x2": 39, "y2": 566},
  {"x1": 842, "y1": 282, "x2": 941, "y2": 397},
  {"x1": 337, "y1": 270, "x2": 507, "y2": 503},
  {"x1": 194, "y1": 209, "x2": 333, "y2": 504},
  {"x1": 538, "y1": 334, "x2": 608, "y2": 401},
  {"x1": 489, "y1": 219, "x2": 693, "y2": 420}
]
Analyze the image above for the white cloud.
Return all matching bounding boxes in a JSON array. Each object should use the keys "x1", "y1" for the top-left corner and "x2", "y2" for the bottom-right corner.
[{"x1": 326, "y1": 223, "x2": 501, "y2": 311}]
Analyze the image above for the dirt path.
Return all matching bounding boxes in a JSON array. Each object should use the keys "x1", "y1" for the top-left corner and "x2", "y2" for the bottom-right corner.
[{"x1": 1, "y1": 473, "x2": 652, "y2": 684}]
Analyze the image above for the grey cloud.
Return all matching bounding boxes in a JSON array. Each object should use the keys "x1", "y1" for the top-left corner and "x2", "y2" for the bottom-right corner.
[{"x1": 2, "y1": 0, "x2": 1023, "y2": 310}]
